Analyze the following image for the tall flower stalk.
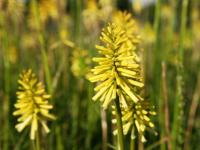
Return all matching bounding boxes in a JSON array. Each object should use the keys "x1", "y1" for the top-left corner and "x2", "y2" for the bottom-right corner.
[
  {"x1": 89, "y1": 23, "x2": 128, "y2": 150},
  {"x1": 13, "y1": 69, "x2": 56, "y2": 150},
  {"x1": 89, "y1": 20, "x2": 156, "y2": 149}
]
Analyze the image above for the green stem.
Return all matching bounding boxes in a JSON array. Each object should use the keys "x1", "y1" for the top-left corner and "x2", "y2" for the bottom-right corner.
[
  {"x1": 130, "y1": 138, "x2": 135, "y2": 150},
  {"x1": 178, "y1": 0, "x2": 188, "y2": 62},
  {"x1": 39, "y1": 36, "x2": 52, "y2": 94},
  {"x1": 114, "y1": 97, "x2": 124, "y2": 150},
  {"x1": 70, "y1": 0, "x2": 82, "y2": 44},
  {"x1": 36, "y1": 131, "x2": 40, "y2": 150},
  {"x1": 172, "y1": 0, "x2": 188, "y2": 149},
  {"x1": 32, "y1": 0, "x2": 52, "y2": 94},
  {"x1": 56, "y1": 126, "x2": 64, "y2": 150},
  {"x1": 153, "y1": 0, "x2": 165, "y2": 150},
  {"x1": 32, "y1": 140, "x2": 36, "y2": 150},
  {"x1": 2, "y1": 22, "x2": 10, "y2": 150},
  {"x1": 153, "y1": 0, "x2": 161, "y2": 33},
  {"x1": 86, "y1": 82, "x2": 96, "y2": 149}
]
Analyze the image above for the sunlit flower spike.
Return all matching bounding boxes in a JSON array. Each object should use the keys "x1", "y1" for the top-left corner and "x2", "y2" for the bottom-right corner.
[
  {"x1": 89, "y1": 23, "x2": 144, "y2": 109},
  {"x1": 13, "y1": 69, "x2": 56, "y2": 140}
]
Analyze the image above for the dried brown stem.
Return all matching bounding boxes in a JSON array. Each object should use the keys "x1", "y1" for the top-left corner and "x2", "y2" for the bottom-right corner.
[
  {"x1": 101, "y1": 109, "x2": 107, "y2": 150},
  {"x1": 161, "y1": 62, "x2": 172, "y2": 150},
  {"x1": 138, "y1": 135, "x2": 144, "y2": 150}
]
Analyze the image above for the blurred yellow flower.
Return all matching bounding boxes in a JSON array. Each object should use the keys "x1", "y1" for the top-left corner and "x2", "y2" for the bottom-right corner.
[
  {"x1": 113, "y1": 11, "x2": 140, "y2": 50},
  {"x1": 28, "y1": 0, "x2": 58, "y2": 30},
  {"x1": 83, "y1": 0, "x2": 114, "y2": 31},
  {"x1": 99, "y1": 0, "x2": 113, "y2": 21},
  {"x1": 13, "y1": 69, "x2": 55, "y2": 140},
  {"x1": 20, "y1": 33, "x2": 38, "y2": 50},
  {"x1": 8, "y1": 46, "x2": 18, "y2": 64},
  {"x1": 71, "y1": 48, "x2": 91, "y2": 78},
  {"x1": 39, "y1": 0, "x2": 58, "y2": 23},
  {"x1": 59, "y1": 15, "x2": 70, "y2": 42},
  {"x1": 161, "y1": 4, "x2": 173, "y2": 21},
  {"x1": 83, "y1": 0, "x2": 100, "y2": 31},
  {"x1": 140, "y1": 23, "x2": 155, "y2": 45},
  {"x1": 7, "y1": 0, "x2": 24, "y2": 20},
  {"x1": 132, "y1": 0, "x2": 142, "y2": 14}
]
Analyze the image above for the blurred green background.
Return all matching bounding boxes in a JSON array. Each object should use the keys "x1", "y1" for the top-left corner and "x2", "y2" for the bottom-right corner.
[{"x1": 0, "y1": 0, "x2": 200, "y2": 149}]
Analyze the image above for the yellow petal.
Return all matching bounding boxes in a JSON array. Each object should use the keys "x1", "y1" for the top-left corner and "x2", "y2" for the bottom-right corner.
[
  {"x1": 117, "y1": 68, "x2": 136, "y2": 76},
  {"x1": 39, "y1": 104, "x2": 53, "y2": 109},
  {"x1": 102, "y1": 84, "x2": 114, "y2": 109},
  {"x1": 117, "y1": 90, "x2": 128, "y2": 108},
  {"x1": 30, "y1": 115, "x2": 38, "y2": 140},
  {"x1": 15, "y1": 115, "x2": 32, "y2": 132},
  {"x1": 18, "y1": 80, "x2": 30, "y2": 89},
  {"x1": 123, "y1": 122, "x2": 132, "y2": 135},
  {"x1": 92, "y1": 86, "x2": 110, "y2": 101},
  {"x1": 40, "y1": 109, "x2": 56, "y2": 120},
  {"x1": 94, "y1": 77, "x2": 113, "y2": 91},
  {"x1": 127, "y1": 79, "x2": 144, "y2": 87},
  {"x1": 118, "y1": 80, "x2": 138, "y2": 103},
  {"x1": 40, "y1": 120, "x2": 50, "y2": 133},
  {"x1": 141, "y1": 135, "x2": 147, "y2": 143}
]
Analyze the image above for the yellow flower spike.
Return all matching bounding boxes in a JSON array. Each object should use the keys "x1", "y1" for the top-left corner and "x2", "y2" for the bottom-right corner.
[
  {"x1": 89, "y1": 23, "x2": 142, "y2": 109},
  {"x1": 90, "y1": 22, "x2": 156, "y2": 144},
  {"x1": 13, "y1": 69, "x2": 56, "y2": 140},
  {"x1": 113, "y1": 100, "x2": 156, "y2": 142}
]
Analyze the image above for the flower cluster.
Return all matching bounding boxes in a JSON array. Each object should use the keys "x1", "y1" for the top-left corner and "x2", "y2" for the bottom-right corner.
[
  {"x1": 112, "y1": 100, "x2": 156, "y2": 142},
  {"x1": 28, "y1": 0, "x2": 58, "y2": 30},
  {"x1": 89, "y1": 23, "x2": 143, "y2": 109},
  {"x1": 13, "y1": 69, "x2": 55, "y2": 140},
  {"x1": 39, "y1": 0, "x2": 58, "y2": 23},
  {"x1": 89, "y1": 12, "x2": 156, "y2": 142}
]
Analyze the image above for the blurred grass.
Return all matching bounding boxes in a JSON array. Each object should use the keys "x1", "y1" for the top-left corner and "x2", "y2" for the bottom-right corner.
[{"x1": 0, "y1": 0, "x2": 200, "y2": 149}]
